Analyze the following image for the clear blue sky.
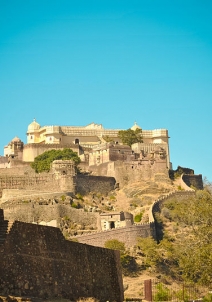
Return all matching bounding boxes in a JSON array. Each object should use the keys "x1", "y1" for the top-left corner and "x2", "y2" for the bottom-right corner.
[{"x1": 0, "y1": 1, "x2": 212, "y2": 181}]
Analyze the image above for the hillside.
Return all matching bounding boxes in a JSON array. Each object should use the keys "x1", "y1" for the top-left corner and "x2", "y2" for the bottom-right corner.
[{"x1": 0, "y1": 168, "x2": 208, "y2": 300}]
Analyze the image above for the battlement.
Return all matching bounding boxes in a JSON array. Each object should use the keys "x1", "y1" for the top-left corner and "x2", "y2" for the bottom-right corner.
[{"x1": 76, "y1": 223, "x2": 155, "y2": 248}]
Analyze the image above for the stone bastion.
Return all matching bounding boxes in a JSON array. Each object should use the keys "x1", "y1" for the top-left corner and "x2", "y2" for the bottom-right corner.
[{"x1": 0, "y1": 209, "x2": 124, "y2": 302}]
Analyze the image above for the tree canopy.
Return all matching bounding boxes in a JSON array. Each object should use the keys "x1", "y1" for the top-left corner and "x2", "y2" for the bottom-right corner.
[
  {"x1": 30, "y1": 148, "x2": 81, "y2": 173},
  {"x1": 137, "y1": 189, "x2": 212, "y2": 286},
  {"x1": 104, "y1": 239, "x2": 126, "y2": 254},
  {"x1": 118, "y1": 128, "x2": 143, "y2": 146}
]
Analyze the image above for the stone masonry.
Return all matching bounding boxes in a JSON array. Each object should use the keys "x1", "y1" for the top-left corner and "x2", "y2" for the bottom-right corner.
[
  {"x1": 0, "y1": 209, "x2": 124, "y2": 302},
  {"x1": 76, "y1": 223, "x2": 156, "y2": 248}
]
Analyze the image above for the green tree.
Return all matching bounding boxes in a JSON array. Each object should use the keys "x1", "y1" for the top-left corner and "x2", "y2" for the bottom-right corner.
[
  {"x1": 173, "y1": 190, "x2": 212, "y2": 286},
  {"x1": 30, "y1": 148, "x2": 81, "y2": 173},
  {"x1": 160, "y1": 190, "x2": 212, "y2": 286},
  {"x1": 104, "y1": 239, "x2": 137, "y2": 275},
  {"x1": 137, "y1": 237, "x2": 162, "y2": 267},
  {"x1": 118, "y1": 128, "x2": 143, "y2": 146},
  {"x1": 104, "y1": 239, "x2": 126, "y2": 254}
]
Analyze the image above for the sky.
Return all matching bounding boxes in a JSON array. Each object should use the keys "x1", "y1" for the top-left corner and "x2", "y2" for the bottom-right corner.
[{"x1": 0, "y1": 0, "x2": 212, "y2": 181}]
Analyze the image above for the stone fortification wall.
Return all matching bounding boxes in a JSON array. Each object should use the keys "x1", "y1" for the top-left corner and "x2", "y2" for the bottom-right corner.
[
  {"x1": 0, "y1": 168, "x2": 115, "y2": 198},
  {"x1": 1, "y1": 203, "x2": 98, "y2": 227},
  {"x1": 0, "y1": 157, "x2": 8, "y2": 168},
  {"x1": 0, "y1": 220, "x2": 123, "y2": 301},
  {"x1": 132, "y1": 142, "x2": 170, "y2": 167},
  {"x1": 182, "y1": 174, "x2": 203, "y2": 190},
  {"x1": 108, "y1": 161, "x2": 169, "y2": 188},
  {"x1": 76, "y1": 223, "x2": 155, "y2": 248},
  {"x1": 0, "y1": 165, "x2": 34, "y2": 175},
  {"x1": 75, "y1": 174, "x2": 116, "y2": 195},
  {"x1": 8, "y1": 159, "x2": 31, "y2": 168},
  {"x1": 150, "y1": 190, "x2": 196, "y2": 241},
  {"x1": 88, "y1": 162, "x2": 110, "y2": 177},
  {"x1": 0, "y1": 189, "x2": 65, "y2": 202},
  {"x1": 0, "y1": 174, "x2": 62, "y2": 198},
  {"x1": 151, "y1": 191, "x2": 196, "y2": 215},
  {"x1": 22, "y1": 143, "x2": 81, "y2": 162}
]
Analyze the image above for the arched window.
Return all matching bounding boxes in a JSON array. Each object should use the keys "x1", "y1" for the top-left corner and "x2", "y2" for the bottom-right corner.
[{"x1": 75, "y1": 138, "x2": 79, "y2": 144}]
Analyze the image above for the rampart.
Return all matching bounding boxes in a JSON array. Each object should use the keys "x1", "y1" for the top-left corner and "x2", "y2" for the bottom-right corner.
[
  {"x1": 75, "y1": 175, "x2": 116, "y2": 195},
  {"x1": 0, "y1": 168, "x2": 116, "y2": 199},
  {"x1": 0, "y1": 174, "x2": 61, "y2": 198},
  {"x1": 76, "y1": 223, "x2": 156, "y2": 248},
  {"x1": 151, "y1": 190, "x2": 196, "y2": 216},
  {"x1": 0, "y1": 203, "x2": 98, "y2": 227},
  {"x1": 110, "y1": 161, "x2": 169, "y2": 187},
  {"x1": 0, "y1": 212, "x2": 124, "y2": 302},
  {"x1": 0, "y1": 165, "x2": 34, "y2": 175},
  {"x1": 182, "y1": 174, "x2": 203, "y2": 190}
]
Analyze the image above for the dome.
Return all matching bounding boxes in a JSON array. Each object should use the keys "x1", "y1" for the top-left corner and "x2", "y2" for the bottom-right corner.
[
  {"x1": 27, "y1": 119, "x2": 40, "y2": 132},
  {"x1": 131, "y1": 122, "x2": 141, "y2": 131},
  {"x1": 11, "y1": 136, "x2": 21, "y2": 143}
]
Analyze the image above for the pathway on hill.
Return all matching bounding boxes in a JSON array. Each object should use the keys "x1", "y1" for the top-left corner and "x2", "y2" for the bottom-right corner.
[{"x1": 114, "y1": 189, "x2": 131, "y2": 212}]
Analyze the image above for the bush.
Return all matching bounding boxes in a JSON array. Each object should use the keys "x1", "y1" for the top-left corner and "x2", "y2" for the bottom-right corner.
[
  {"x1": 161, "y1": 207, "x2": 171, "y2": 220},
  {"x1": 75, "y1": 193, "x2": 84, "y2": 201},
  {"x1": 61, "y1": 195, "x2": 66, "y2": 202},
  {"x1": 71, "y1": 202, "x2": 78, "y2": 208},
  {"x1": 134, "y1": 212, "x2": 143, "y2": 222},
  {"x1": 121, "y1": 254, "x2": 138, "y2": 276},
  {"x1": 104, "y1": 239, "x2": 126, "y2": 254},
  {"x1": 203, "y1": 293, "x2": 212, "y2": 302},
  {"x1": 154, "y1": 283, "x2": 170, "y2": 301}
]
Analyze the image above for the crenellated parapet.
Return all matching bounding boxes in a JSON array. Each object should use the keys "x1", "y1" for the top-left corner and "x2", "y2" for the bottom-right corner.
[{"x1": 75, "y1": 223, "x2": 156, "y2": 248}]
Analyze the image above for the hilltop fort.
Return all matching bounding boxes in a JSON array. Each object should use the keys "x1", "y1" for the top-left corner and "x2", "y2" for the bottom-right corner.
[{"x1": 0, "y1": 120, "x2": 204, "y2": 301}]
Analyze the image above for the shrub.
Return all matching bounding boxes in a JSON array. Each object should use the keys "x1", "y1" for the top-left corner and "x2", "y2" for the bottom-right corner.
[
  {"x1": 63, "y1": 215, "x2": 70, "y2": 221},
  {"x1": 203, "y1": 293, "x2": 212, "y2": 302},
  {"x1": 76, "y1": 193, "x2": 84, "y2": 201},
  {"x1": 104, "y1": 239, "x2": 126, "y2": 254},
  {"x1": 161, "y1": 207, "x2": 171, "y2": 220},
  {"x1": 121, "y1": 254, "x2": 138, "y2": 276},
  {"x1": 71, "y1": 202, "x2": 78, "y2": 208},
  {"x1": 177, "y1": 185, "x2": 184, "y2": 190},
  {"x1": 61, "y1": 195, "x2": 66, "y2": 202},
  {"x1": 22, "y1": 200, "x2": 29, "y2": 204},
  {"x1": 134, "y1": 212, "x2": 143, "y2": 222},
  {"x1": 154, "y1": 283, "x2": 170, "y2": 301}
]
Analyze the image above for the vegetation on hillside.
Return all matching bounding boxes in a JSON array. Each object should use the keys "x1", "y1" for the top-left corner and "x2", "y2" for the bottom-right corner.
[
  {"x1": 31, "y1": 148, "x2": 81, "y2": 173},
  {"x1": 118, "y1": 128, "x2": 143, "y2": 146},
  {"x1": 137, "y1": 189, "x2": 212, "y2": 286},
  {"x1": 104, "y1": 239, "x2": 138, "y2": 276}
]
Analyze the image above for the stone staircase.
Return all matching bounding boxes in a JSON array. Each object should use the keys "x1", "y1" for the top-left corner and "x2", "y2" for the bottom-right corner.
[{"x1": 0, "y1": 209, "x2": 13, "y2": 246}]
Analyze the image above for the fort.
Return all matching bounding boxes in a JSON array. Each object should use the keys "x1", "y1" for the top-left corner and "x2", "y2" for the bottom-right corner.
[
  {"x1": 0, "y1": 120, "x2": 204, "y2": 300},
  {"x1": 0, "y1": 120, "x2": 173, "y2": 197},
  {"x1": 2, "y1": 119, "x2": 171, "y2": 168}
]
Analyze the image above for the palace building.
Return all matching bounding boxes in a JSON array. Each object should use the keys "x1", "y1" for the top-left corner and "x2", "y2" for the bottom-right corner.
[{"x1": 3, "y1": 119, "x2": 171, "y2": 169}]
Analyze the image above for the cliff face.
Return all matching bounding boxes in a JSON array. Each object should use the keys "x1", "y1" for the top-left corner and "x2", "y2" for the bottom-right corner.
[{"x1": 0, "y1": 214, "x2": 124, "y2": 302}]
